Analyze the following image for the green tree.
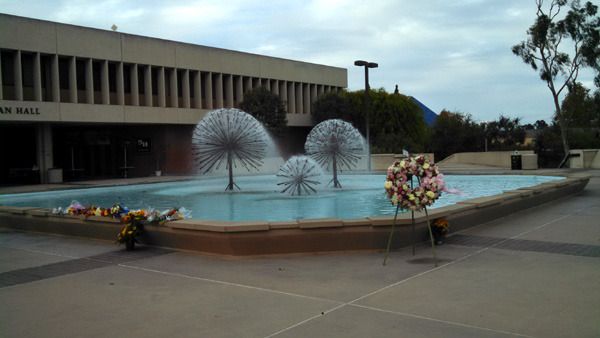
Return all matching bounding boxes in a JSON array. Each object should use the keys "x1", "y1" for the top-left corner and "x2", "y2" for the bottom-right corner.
[
  {"x1": 561, "y1": 82, "x2": 598, "y2": 127},
  {"x1": 312, "y1": 91, "x2": 360, "y2": 126},
  {"x1": 239, "y1": 87, "x2": 288, "y2": 136},
  {"x1": 369, "y1": 89, "x2": 427, "y2": 153},
  {"x1": 534, "y1": 119, "x2": 549, "y2": 129},
  {"x1": 535, "y1": 122, "x2": 564, "y2": 167},
  {"x1": 512, "y1": 0, "x2": 600, "y2": 166},
  {"x1": 429, "y1": 110, "x2": 485, "y2": 160},
  {"x1": 485, "y1": 115, "x2": 526, "y2": 150},
  {"x1": 311, "y1": 89, "x2": 427, "y2": 153}
]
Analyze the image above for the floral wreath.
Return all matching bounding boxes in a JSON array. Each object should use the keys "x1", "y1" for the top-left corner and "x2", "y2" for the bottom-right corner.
[{"x1": 384, "y1": 155, "x2": 445, "y2": 211}]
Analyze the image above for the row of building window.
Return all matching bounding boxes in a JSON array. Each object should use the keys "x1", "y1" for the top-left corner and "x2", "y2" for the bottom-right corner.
[{"x1": 0, "y1": 49, "x2": 342, "y2": 114}]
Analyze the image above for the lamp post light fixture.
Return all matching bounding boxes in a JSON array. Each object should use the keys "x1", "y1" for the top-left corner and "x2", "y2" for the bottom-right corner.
[{"x1": 354, "y1": 60, "x2": 378, "y2": 171}]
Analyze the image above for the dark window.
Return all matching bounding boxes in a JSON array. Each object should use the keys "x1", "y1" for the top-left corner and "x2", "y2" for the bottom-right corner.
[
  {"x1": 177, "y1": 69, "x2": 184, "y2": 97},
  {"x1": 108, "y1": 62, "x2": 117, "y2": 92},
  {"x1": 58, "y1": 57, "x2": 69, "y2": 90},
  {"x1": 189, "y1": 71, "x2": 196, "y2": 99},
  {"x1": 1, "y1": 50, "x2": 15, "y2": 86},
  {"x1": 123, "y1": 64, "x2": 131, "y2": 93},
  {"x1": 76, "y1": 59, "x2": 86, "y2": 91},
  {"x1": 151, "y1": 67, "x2": 159, "y2": 95},
  {"x1": 21, "y1": 52, "x2": 34, "y2": 88},
  {"x1": 137, "y1": 66, "x2": 144, "y2": 94},
  {"x1": 93, "y1": 61, "x2": 102, "y2": 92}
]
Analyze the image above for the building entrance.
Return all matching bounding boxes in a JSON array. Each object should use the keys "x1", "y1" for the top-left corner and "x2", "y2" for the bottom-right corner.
[{"x1": 0, "y1": 124, "x2": 38, "y2": 185}]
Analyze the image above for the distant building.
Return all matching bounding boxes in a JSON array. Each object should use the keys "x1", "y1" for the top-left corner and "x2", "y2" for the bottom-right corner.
[
  {"x1": 410, "y1": 97, "x2": 438, "y2": 126},
  {"x1": 393, "y1": 85, "x2": 438, "y2": 126},
  {"x1": 0, "y1": 14, "x2": 347, "y2": 184}
]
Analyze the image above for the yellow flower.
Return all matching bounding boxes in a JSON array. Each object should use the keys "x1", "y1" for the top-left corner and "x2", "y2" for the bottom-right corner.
[
  {"x1": 423, "y1": 163, "x2": 430, "y2": 170},
  {"x1": 408, "y1": 194, "x2": 415, "y2": 201},
  {"x1": 384, "y1": 181, "x2": 392, "y2": 190},
  {"x1": 402, "y1": 184, "x2": 409, "y2": 191},
  {"x1": 426, "y1": 191, "x2": 435, "y2": 199},
  {"x1": 399, "y1": 160, "x2": 405, "y2": 167}
]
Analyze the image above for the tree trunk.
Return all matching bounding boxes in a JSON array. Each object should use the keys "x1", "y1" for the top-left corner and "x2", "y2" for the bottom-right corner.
[{"x1": 553, "y1": 94, "x2": 571, "y2": 168}]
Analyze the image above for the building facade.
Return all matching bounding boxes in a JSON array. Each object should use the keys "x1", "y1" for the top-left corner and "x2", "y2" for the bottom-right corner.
[{"x1": 0, "y1": 14, "x2": 347, "y2": 184}]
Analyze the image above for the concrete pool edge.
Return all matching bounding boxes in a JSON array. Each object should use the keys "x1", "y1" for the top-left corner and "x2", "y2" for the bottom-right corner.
[{"x1": 0, "y1": 175, "x2": 590, "y2": 255}]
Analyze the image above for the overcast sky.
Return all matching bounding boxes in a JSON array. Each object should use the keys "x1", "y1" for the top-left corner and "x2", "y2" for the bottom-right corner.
[{"x1": 1, "y1": 0, "x2": 597, "y2": 123}]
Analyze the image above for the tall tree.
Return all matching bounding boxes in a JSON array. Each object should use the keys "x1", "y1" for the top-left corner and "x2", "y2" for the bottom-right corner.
[
  {"x1": 534, "y1": 119, "x2": 549, "y2": 129},
  {"x1": 239, "y1": 87, "x2": 288, "y2": 136},
  {"x1": 485, "y1": 115, "x2": 526, "y2": 150},
  {"x1": 561, "y1": 82, "x2": 597, "y2": 127},
  {"x1": 429, "y1": 110, "x2": 485, "y2": 160},
  {"x1": 512, "y1": 0, "x2": 600, "y2": 166},
  {"x1": 311, "y1": 89, "x2": 428, "y2": 153}
]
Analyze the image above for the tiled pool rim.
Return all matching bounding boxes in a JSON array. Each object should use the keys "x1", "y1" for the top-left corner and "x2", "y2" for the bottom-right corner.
[{"x1": 0, "y1": 174, "x2": 590, "y2": 256}]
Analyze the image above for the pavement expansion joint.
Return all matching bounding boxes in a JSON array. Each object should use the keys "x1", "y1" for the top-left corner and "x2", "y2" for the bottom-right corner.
[
  {"x1": 0, "y1": 246, "x2": 174, "y2": 288},
  {"x1": 447, "y1": 234, "x2": 600, "y2": 257}
]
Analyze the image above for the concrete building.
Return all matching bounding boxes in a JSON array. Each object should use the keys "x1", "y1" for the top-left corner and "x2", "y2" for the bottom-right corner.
[{"x1": 0, "y1": 14, "x2": 347, "y2": 184}]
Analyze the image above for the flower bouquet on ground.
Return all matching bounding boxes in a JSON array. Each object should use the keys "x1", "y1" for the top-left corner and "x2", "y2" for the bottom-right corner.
[
  {"x1": 431, "y1": 218, "x2": 449, "y2": 245},
  {"x1": 53, "y1": 201, "x2": 191, "y2": 250},
  {"x1": 117, "y1": 213, "x2": 144, "y2": 251}
]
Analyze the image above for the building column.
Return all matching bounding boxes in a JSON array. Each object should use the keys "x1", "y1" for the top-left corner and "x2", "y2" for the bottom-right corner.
[
  {"x1": 296, "y1": 82, "x2": 303, "y2": 114},
  {"x1": 169, "y1": 68, "x2": 178, "y2": 108},
  {"x1": 85, "y1": 58, "x2": 93, "y2": 104},
  {"x1": 317, "y1": 84, "x2": 324, "y2": 97},
  {"x1": 33, "y1": 53, "x2": 42, "y2": 101},
  {"x1": 102, "y1": 60, "x2": 110, "y2": 104},
  {"x1": 203, "y1": 72, "x2": 213, "y2": 109},
  {"x1": 36, "y1": 124, "x2": 53, "y2": 184},
  {"x1": 182, "y1": 69, "x2": 190, "y2": 108},
  {"x1": 130, "y1": 64, "x2": 139, "y2": 106},
  {"x1": 311, "y1": 84, "x2": 317, "y2": 104},
  {"x1": 214, "y1": 73, "x2": 223, "y2": 108},
  {"x1": 51, "y1": 55, "x2": 60, "y2": 102},
  {"x1": 272, "y1": 80, "x2": 279, "y2": 96},
  {"x1": 235, "y1": 76, "x2": 243, "y2": 106},
  {"x1": 224, "y1": 74, "x2": 233, "y2": 108},
  {"x1": 193, "y1": 71, "x2": 202, "y2": 109},
  {"x1": 116, "y1": 62, "x2": 124, "y2": 105},
  {"x1": 287, "y1": 82, "x2": 295, "y2": 114},
  {"x1": 13, "y1": 50, "x2": 23, "y2": 101},
  {"x1": 264, "y1": 78, "x2": 271, "y2": 91},
  {"x1": 158, "y1": 67, "x2": 166, "y2": 107},
  {"x1": 69, "y1": 56, "x2": 77, "y2": 103}
]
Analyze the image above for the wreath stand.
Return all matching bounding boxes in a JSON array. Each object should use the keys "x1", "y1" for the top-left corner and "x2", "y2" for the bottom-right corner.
[{"x1": 383, "y1": 175, "x2": 438, "y2": 267}]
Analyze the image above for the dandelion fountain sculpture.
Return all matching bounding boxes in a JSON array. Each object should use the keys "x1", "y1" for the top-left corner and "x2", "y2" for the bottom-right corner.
[
  {"x1": 305, "y1": 119, "x2": 365, "y2": 188},
  {"x1": 192, "y1": 108, "x2": 268, "y2": 191},
  {"x1": 277, "y1": 156, "x2": 322, "y2": 195}
]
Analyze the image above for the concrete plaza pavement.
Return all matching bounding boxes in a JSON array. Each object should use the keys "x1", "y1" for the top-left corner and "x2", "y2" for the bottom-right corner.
[{"x1": 0, "y1": 171, "x2": 599, "y2": 337}]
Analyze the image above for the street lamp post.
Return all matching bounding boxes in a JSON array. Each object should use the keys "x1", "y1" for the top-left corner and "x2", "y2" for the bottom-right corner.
[{"x1": 354, "y1": 60, "x2": 378, "y2": 172}]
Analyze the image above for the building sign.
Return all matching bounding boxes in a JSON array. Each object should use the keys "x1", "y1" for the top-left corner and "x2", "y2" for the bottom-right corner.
[
  {"x1": 136, "y1": 138, "x2": 151, "y2": 152},
  {"x1": 0, "y1": 106, "x2": 41, "y2": 115}
]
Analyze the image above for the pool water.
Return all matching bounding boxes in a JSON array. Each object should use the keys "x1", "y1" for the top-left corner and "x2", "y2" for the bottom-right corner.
[{"x1": 0, "y1": 174, "x2": 563, "y2": 221}]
